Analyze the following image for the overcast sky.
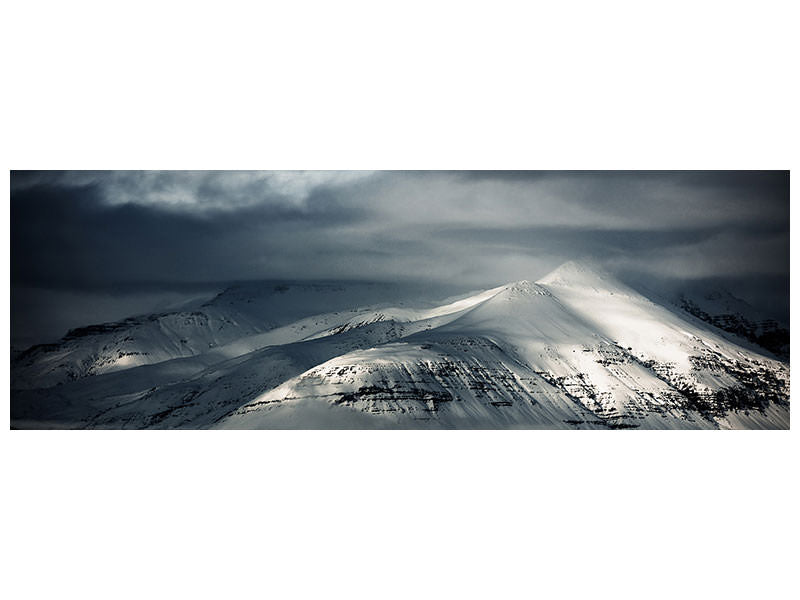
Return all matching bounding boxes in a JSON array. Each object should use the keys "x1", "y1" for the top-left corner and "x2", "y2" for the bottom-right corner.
[{"x1": 11, "y1": 170, "x2": 789, "y2": 346}]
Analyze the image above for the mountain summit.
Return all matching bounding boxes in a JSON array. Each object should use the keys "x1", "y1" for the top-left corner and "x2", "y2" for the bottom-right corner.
[{"x1": 537, "y1": 259, "x2": 631, "y2": 292}]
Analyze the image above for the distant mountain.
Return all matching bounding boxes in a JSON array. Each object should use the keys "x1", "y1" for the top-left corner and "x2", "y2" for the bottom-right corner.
[
  {"x1": 673, "y1": 288, "x2": 788, "y2": 360},
  {"x1": 10, "y1": 281, "x2": 453, "y2": 389},
  {"x1": 11, "y1": 262, "x2": 789, "y2": 429}
]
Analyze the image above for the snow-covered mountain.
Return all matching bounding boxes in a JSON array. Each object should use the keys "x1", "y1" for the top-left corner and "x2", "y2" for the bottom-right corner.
[
  {"x1": 10, "y1": 281, "x2": 456, "y2": 389},
  {"x1": 11, "y1": 262, "x2": 790, "y2": 429}
]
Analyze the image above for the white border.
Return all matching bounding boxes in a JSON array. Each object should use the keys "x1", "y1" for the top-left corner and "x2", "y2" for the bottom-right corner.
[{"x1": 3, "y1": 2, "x2": 797, "y2": 600}]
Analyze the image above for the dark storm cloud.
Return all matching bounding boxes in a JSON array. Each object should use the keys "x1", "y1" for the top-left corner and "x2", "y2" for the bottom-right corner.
[
  {"x1": 11, "y1": 175, "x2": 372, "y2": 288},
  {"x1": 10, "y1": 170, "x2": 789, "y2": 344}
]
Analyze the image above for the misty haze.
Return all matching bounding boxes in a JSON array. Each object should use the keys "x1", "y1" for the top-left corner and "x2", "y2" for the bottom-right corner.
[{"x1": 10, "y1": 171, "x2": 790, "y2": 429}]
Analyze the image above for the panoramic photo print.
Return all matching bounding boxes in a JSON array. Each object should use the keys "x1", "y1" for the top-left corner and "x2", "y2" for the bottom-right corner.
[{"x1": 10, "y1": 171, "x2": 790, "y2": 429}]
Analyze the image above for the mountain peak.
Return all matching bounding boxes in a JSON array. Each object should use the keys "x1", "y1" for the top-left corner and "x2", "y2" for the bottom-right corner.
[
  {"x1": 537, "y1": 260, "x2": 620, "y2": 290},
  {"x1": 537, "y1": 260, "x2": 634, "y2": 294}
]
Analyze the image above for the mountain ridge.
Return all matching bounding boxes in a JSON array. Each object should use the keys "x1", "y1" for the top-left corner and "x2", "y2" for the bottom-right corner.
[{"x1": 11, "y1": 262, "x2": 790, "y2": 429}]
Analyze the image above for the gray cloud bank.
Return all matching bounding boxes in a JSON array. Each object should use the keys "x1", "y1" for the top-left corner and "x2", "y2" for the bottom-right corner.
[{"x1": 11, "y1": 170, "x2": 789, "y2": 345}]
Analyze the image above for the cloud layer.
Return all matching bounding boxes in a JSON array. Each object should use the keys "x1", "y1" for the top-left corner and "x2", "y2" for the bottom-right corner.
[{"x1": 11, "y1": 170, "x2": 788, "y2": 290}]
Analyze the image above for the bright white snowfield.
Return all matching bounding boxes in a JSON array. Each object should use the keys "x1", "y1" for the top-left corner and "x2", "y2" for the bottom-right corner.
[{"x1": 11, "y1": 262, "x2": 790, "y2": 429}]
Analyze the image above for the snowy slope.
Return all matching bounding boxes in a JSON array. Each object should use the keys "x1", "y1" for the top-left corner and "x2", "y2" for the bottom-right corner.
[
  {"x1": 10, "y1": 284, "x2": 507, "y2": 428},
  {"x1": 11, "y1": 281, "x2": 465, "y2": 389},
  {"x1": 217, "y1": 263, "x2": 789, "y2": 430},
  {"x1": 675, "y1": 288, "x2": 789, "y2": 360},
  {"x1": 11, "y1": 263, "x2": 790, "y2": 429},
  {"x1": 623, "y1": 277, "x2": 789, "y2": 360}
]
